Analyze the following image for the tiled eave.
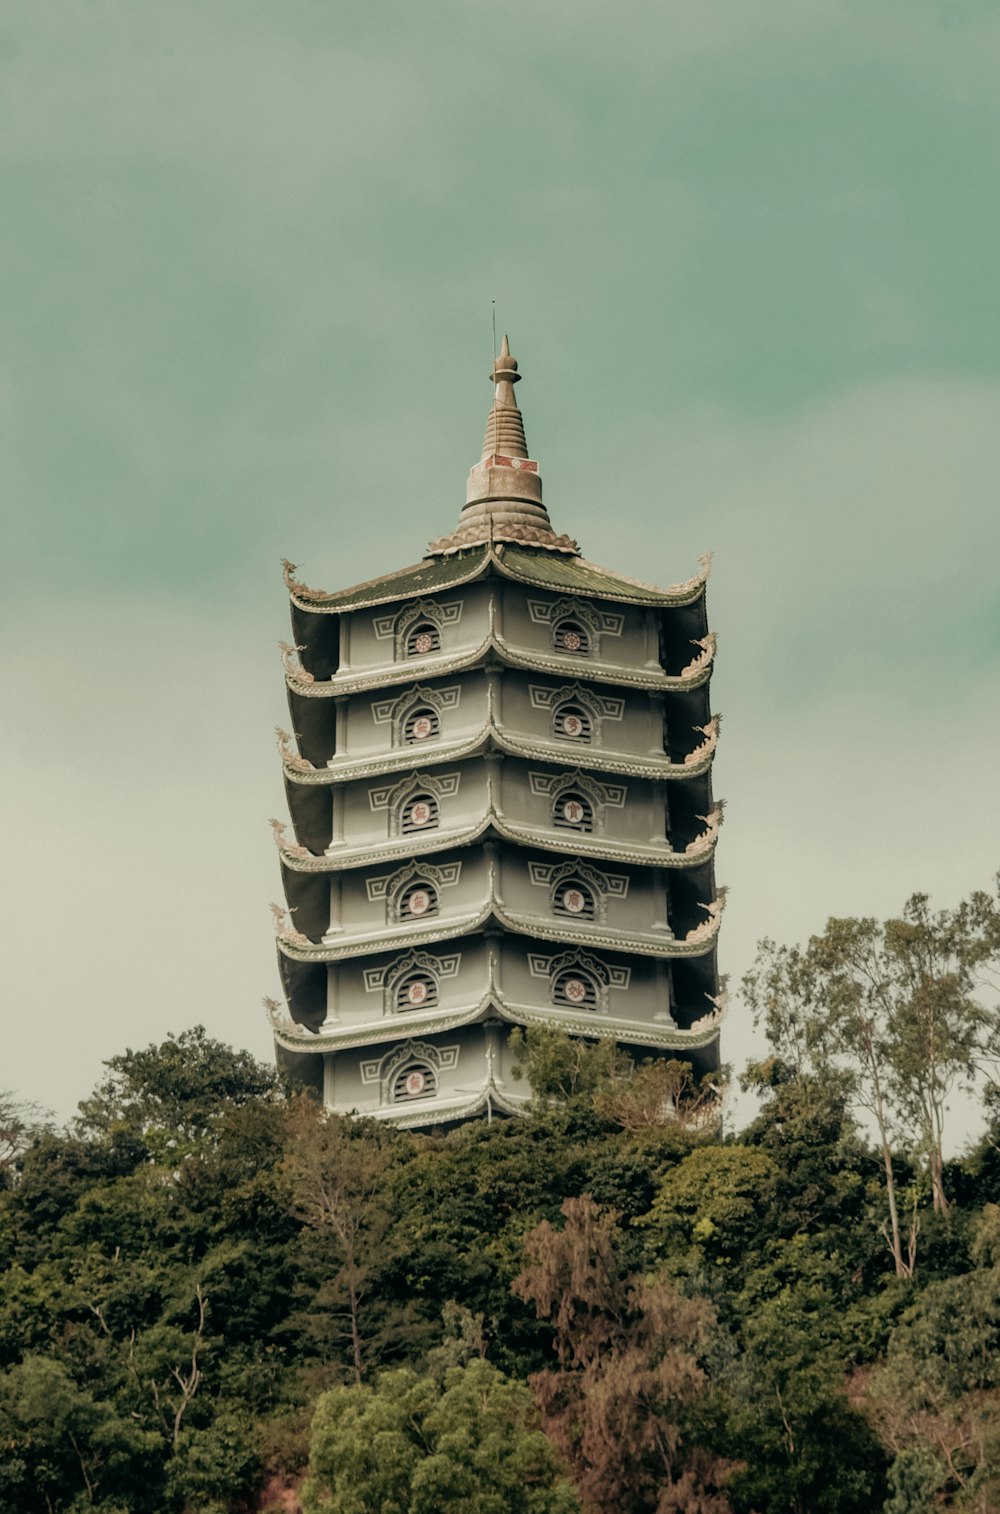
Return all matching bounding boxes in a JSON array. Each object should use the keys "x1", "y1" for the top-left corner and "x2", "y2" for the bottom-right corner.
[
  {"x1": 369, "y1": 1084, "x2": 531, "y2": 1129},
  {"x1": 284, "y1": 543, "x2": 711, "y2": 616},
  {"x1": 283, "y1": 630, "x2": 714, "y2": 698},
  {"x1": 284, "y1": 547, "x2": 493, "y2": 614},
  {"x1": 276, "y1": 810, "x2": 720, "y2": 876},
  {"x1": 279, "y1": 719, "x2": 719, "y2": 787},
  {"x1": 268, "y1": 990, "x2": 726, "y2": 1056},
  {"x1": 274, "y1": 894, "x2": 724, "y2": 963},
  {"x1": 492, "y1": 545, "x2": 712, "y2": 608}
]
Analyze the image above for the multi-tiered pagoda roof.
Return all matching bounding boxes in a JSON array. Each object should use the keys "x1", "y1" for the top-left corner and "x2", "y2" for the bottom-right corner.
[{"x1": 268, "y1": 338, "x2": 725, "y2": 1127}]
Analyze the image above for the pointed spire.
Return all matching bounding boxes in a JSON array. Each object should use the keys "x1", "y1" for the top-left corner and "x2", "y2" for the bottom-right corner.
[
  {"x1": 481, "y1": 335, "x2": 528, "y2": 460},
  {"x1": 425, "y1": 335, "x2": 580, "y2": 558}
]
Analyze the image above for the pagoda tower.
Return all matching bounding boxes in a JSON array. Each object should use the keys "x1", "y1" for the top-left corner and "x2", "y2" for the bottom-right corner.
[{"x1": 268, "y1": 338, "x2": 725, "y2": 1126}]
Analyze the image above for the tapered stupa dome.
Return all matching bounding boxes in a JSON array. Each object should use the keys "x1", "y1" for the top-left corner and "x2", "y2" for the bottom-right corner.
[{"x1": 427, "y1": 336, "x2": 579, "y2": 556}]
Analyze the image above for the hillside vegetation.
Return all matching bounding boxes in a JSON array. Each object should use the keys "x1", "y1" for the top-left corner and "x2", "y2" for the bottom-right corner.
[{"x1": 1, "y1": 881, "x2": 999, "y2": 1514}]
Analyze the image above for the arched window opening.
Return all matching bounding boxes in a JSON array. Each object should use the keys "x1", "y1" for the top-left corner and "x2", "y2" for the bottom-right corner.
[
  {"x1": 406, "y1": 622, "x2": 440, "y2": 657},
  {"x1": 553, "y1": 703, "x2": 591, "y2": 743},
  {"x1": 553, "y1": 880, "x2": 596, "y2": 921},
  {"x1": 394, "y1": 970, "x2": 438, "y2": 1011},
  {"x1": 552, "y1": 968, "x2": 599, "y2": 1010},
  {"x1": 404, "y1": 706, "x2": 439, "y2": 744},
  {"x1": 553, "y1": 619, "x2": 589, "y2": 655},
  {"x1": 401, "y1": 793, "x2": 439, "y2": 834},
  {"x1": 553, "y1": 791, "x2": 593, "y2": 833},
  {"x1": 392, "y1": 1062, "x2": 437, "y2": 1101},
  {"x1": 399, "y1": 880, "x2": 438, "y2": 920}
]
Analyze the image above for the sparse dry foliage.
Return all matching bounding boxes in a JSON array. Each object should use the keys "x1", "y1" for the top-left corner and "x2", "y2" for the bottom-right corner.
[
  {"x1": 281, "y1": 1097, "x2": 395, "y2": 1384},
  {"x1": 594, "y1": 1059, "x2": 724, "y2": 1134},
  {"x1": 513, "y1": 1197, "x2": 738, "y2": 1514}
]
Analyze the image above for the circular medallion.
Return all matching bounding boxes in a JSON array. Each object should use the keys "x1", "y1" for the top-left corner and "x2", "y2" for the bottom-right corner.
[
  {"x1": 409, "y1": 801, "x2": 431, "y2": 827},
  {"x1": 411, "y1": 715, "x2": 433, "y2": 740},
  {"x1": 407, "y1": 888, "x2": 431, "y2": 916},
  {"x1": 413, "y1": 631, "x2": 434, "y2": 654},
  {"x1": 563, "y1": 888, "x2": 586, "y2": 915},
  {"x1": 561, "y1": 713, "x2": 583, "y2": 738},
  {"x1": 562, "y1": 629, "x2": 583, "y2": 651},
  {"x1": 404, "y1": 1069, "x2": 427, "y2": 1096},
  {"x1": 562, "y1": 799, "x2": 584, "y2": 824},
  {"x1": 406, "y1": 979, "x2": 428, "y2": 1006},
  {"x1": 563, "y1": 977, "x2": 588, "y2": 1004}
]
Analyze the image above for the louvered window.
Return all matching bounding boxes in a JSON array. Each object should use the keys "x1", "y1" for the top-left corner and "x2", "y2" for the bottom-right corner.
[
  {"x1": 553, "y1": 704, "x2": 591, "y2": 742},
  {"x1": 394, "y1": 971, "x2": 438, "y2": 1011},
  {"x1": 404, "y1": 706, "x2": 439, "y2": 743},
  {"x1": 406, "y1": 622, "x2": 440, "y2": 657},
  {"x1": 553, "y1": 620, "x2": 589, "y2": 655},
  {"x1": 552, "y1": 969, "x2": 599, "y2": 1009},
  {"x1": 553, "y1": 791, "x2": 593, "y2": 832},
  {"x1": 554, "y1": 880, "x2": 596, "y2": 921},
  {"x1": 401, "y1": 793, "x2": 439, "y2": 833},
  {"x1": 399, "y1": 880, "x2": 438, "y2": 919},
  {"x1": 392, "y1": 1062, "x2": 437, "y2": 1101}
]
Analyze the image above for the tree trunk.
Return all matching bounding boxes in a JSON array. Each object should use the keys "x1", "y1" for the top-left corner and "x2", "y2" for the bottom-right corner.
[
  {"x1": 348, "y1": 1275, "x2": 363, "y2": 1386},
  {"x1": 870, "y1": 1065, "x2": 911, "y2": 1278},
  {"x1": 929, "y1": 1144, "x2": 949, "y2": 1217}
]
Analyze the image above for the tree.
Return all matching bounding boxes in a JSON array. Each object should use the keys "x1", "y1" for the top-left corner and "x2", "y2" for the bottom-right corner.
[
  {"x1": 744, "y1": 928, "x2": 914, "y2": 1278},
  {"x1": 642, "y1": 1145, "x2": 778, "y2": 1274},
  {"x1": 0, "y1": 1353, "x2": 160, "y2": 1512},
  {"x1": 594, "y1": 1059, "x2": 724, "y2": 1135},
  {"x1": 865, "y1": 1262, "x2": 1000, "y2": 1511},
  {"x1": 301, "y1": 1359, "x2": 581, "y2": 1514},
  {"x1": 876, "y1": 890, "x2": 999, "y2": 1217},
  {"x1": 743, "y1": 882, "x2": 1000, "y2": 1275},
  {"x1": 281, "y1": 1099, "x2": 396, "y2": 1385},
  {"x1": 0, "y1": 1091, "x2": 50, "y2": 1189},
  {"x1": 509, "y1": 1025, "x2": 631, "y2": 1106},
  {"x1": 76, "y1": 1026, "x2": 280, "y2": 1147},
  {"x1": 513, "y1": 1196, "x2": 737, "y2": 1513}
]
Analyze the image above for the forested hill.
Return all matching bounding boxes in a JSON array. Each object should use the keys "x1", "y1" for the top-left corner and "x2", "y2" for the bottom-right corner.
[{"x1": 1, "y1": 884, "x2": 999, "y2": 1514}]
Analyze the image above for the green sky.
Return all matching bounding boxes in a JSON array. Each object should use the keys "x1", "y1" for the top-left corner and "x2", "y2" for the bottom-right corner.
[{"x1": 3, "y1": 0, "x2": 999, "y2": 1125}]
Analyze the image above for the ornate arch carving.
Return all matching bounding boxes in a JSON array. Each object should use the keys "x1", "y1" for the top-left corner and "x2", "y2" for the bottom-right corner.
[
  {"x1": 367, "y1": 857, "x2": 462, "y2": 921},
  {"x1": 359, "y1": 1039, "x2": 460, "y2": 1104},
  {"x1": 527, "y1": 596, "x2": 624, "y2": 658},
  {"x1": 372, "y1": 598, "x2": 464, "y2": 660},
  {"x1": 370, "y1": 684, "x2": 462, "y2": 746}
]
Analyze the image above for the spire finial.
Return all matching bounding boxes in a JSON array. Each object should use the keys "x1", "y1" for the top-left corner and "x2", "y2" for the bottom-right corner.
[
  {"x1": 482, "y1": 334, "x2": 527, "y2": 460},
  {"x1": 492, "y1": 333, "x2": 517, "y2": 382},
  {"x1": 424, "y1": 335, "x2": 580, "y2": 558}
]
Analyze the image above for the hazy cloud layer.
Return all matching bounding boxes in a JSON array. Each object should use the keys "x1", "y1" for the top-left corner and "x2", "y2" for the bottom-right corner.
[{"x1": 3, "y1": 2, "x2": 998, "y2": 1125}]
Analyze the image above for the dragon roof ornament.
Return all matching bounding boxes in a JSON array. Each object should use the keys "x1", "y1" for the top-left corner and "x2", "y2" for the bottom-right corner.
[
  {"x1": 683, "y1": 888, "x2": 728, "y2": 945},
  {"x1": 683, "y1": 715, "x2": 720, "y2": 767},
  {"x1": 680, "y1": 633, "x2": 717, "y2": 680},
  {"x1": 269, "y1": 817, "x2": 310, "y2": 859},
  {"x1": 281, "y1": 559, "x2": 330, "y2": 600},
  {"x1": 279, "y1": 642, "x2": 313, "y2": 685},
  {"x1": 684, "y1": 802, "x2": 724, "y2": 854},
  {"x1": 275, "y1": 727, "x2": 315, "y2": 773},
  {"x1": 269, "y1": 901, "x2": 309, "y2": 948}
]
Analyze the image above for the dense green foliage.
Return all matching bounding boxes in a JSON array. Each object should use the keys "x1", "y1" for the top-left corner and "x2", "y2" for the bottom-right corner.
[
  {"x1": 301, "y1": 1359, "x2": 580, "y2": 1514},
  {"x1": 1, "y1": 883, "x2": 998, "y2": 1513}
]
